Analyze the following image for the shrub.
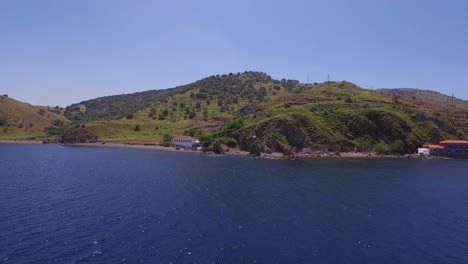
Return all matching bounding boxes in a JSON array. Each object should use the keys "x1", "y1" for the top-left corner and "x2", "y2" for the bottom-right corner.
[
  {"x1": 188, "y1": 111, "x2": 196, "y2": 119},
  {"x1": 200, "y1": 133, "x2": 213, "y2": 144},
  {"x1": 374, "y1": 141, "x2": 391, "y2": 154},
  {"x1": 158, "y1": 113, "x2": 165, "y2": 120},
  {"x1": 0, "y1": 116, "x2": 7, "y2": 126},
  {"x1": 44, "y1": 126, "x2": 65, "y2": 136},
  {"x1": 133, "y1": 124, "x2": 141, "y2": 131},
  {"x1": 226, "y1": 119, "x2": 244, "y2": 130},
  {"x1": 390, "y1": 139, "x2": 407, "y2": 154},
  {"x1": 345, "y1": 97, "x2": 353, "y2": 103},
  {"x1": 225, "y1": 138, "x2": 237, "y2": 148},
  {"x1": 163, "y1": 134, "x2": 172, "y2": 143},
  {"x1": 148, "y1": 108, "x2": 156, "y2": 118},
  {"x1": 53, "y1": 119, "x2": 64, "y2": 127},
  {"x1": 126, "y1": 114, "x2": 134, "y2": 119}
]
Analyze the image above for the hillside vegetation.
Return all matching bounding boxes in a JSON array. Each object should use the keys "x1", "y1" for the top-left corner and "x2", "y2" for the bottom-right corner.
[
  {"x1": 219, "y1": 81, "x2": 468, "y2": 155},
  {"x1": 0, "y1": 95, "x2": 69, "y2": 140},
  {"x1": 79, "y1": 72, "x2": 308, "y2": 143},
  {"x1": 2, "y1": 72, "x2": 467, "y2": 156}
]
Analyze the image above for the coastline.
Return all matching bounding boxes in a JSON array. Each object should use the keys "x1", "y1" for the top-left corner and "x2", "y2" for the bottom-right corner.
[
  {"x1": 0, "y1": 140, "x2": 43, "y2": 144},
  {"x1": 0, "y1": 139, "x2": 451, "y2": 160}
]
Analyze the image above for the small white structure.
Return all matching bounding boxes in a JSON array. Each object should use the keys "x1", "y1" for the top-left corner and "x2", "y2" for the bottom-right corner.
[
  {"x1": 171, "y1": 136, "x2": 200, "y2": 148},
  {"x1": 417, "y1": 148, "x2": 430, "y2": 156}
]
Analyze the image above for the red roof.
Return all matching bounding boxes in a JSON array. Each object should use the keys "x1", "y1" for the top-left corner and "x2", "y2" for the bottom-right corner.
[
  {"x1": 423, "y1": 144, "x2": 444, "y2": 149},
  {"x1": 439, "y1": 140, "x2": 468, "y2": 144}
]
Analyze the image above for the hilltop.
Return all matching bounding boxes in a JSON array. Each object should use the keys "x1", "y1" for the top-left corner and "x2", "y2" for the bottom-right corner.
[
  {"x1": 68, "y1": 72, "x2": 308, "y2": 143},
  {"x1": 0, "y1": 95, "x2": 69, "y2": 140},
  {"x1": 1, "y1": 72, "x2": 467, "y2": 156}
]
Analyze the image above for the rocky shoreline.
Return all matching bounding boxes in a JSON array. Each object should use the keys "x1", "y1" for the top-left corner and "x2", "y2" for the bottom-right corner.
[{"x1": 0, "y1": 140, "x2": 452, "y2": 160}]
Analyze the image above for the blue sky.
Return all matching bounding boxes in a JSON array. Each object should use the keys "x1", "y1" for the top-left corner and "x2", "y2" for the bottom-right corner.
[{"x1": 1, "y1": 0, "x2": 467, "y2": 106}]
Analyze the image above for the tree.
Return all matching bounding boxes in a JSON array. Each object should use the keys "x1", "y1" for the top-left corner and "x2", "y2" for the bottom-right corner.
[
  {"x1": 200, "y1": 132, "x2": 213, "y2": 144},
  {"x1": 188, "y1": 111, "x2": 196, "y2": 119},
  {"x1": 163, "y1": 134, "x2": 172, "y2": 143},
  {"x1": 0, "y1": 116, "x2": 7, "y2": 126},
  {"x1": 133, "y1": 124, "x2": 141, "y2": 132}
]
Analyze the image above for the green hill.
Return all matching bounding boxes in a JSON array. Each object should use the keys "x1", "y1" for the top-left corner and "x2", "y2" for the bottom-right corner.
[
  {"x1": 219, "y1": 82, "x2": 468, "y2": 155},
  {"x1": 3, "y1": 72, "x2": 467, "y2": 155},
  {"x1": 72, "y1": 72, "x2": 308, "y2": 143},
  {"x1": 0, "y1": 95, "x2": 70, "y2": 140},
  {"x1": 66, "y1": 73, "x2": 467, "y2": 155}
]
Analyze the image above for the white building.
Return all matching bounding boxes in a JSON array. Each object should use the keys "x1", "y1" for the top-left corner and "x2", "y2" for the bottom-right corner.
[
  {"x1": 171, "y1": 136, "x2": 200, "y2": 148},
  {"x1": 417, "y1": 148, "x2": 430, "y2": 156}
]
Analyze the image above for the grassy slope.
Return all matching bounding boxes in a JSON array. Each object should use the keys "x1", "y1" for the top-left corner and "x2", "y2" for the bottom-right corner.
[
  {"x1": 84, "y1": 76, "x2": 291, "y2": 143},
  {"x1": 0, "y1": 96, "x2": 69, "y2": 140},
  {"x1": 82, "y1": 76, "x2": 467, "y2": 152},
  {"x1": 4, "y1": 72, "x2": 466, "y2": 152},
  {"x1": 221, "y1": 82, "x2": 468, "y2": 152}
]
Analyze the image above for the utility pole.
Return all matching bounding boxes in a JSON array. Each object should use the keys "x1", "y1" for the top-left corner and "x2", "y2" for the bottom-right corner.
[
  {"x1": 452, "y1": 93, "x2": 454, "y2": 105},
  {"x1": 371, "y1": 85, "x2": 373, "y2": 98},
  {"x1": 307, "y1": 75, "x2": 309, "y2": 85},
  {"x1": 327, "y1": 74, "x2": 330, "y2": 90}
]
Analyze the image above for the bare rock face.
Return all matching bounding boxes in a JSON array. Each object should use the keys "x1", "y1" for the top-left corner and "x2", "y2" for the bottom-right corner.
[
  {"x1": 212, "y1": 142, "x2": 225, "y2": 154},
  {"x1": 249, "y1": 142, "x2": 264, "y2": 156},
  {"x1": 277, "y1": 142, "x2": 292, "y2": 156},
  {"x1": 276, "y1": 122, "x2": 305, "y2": 148},
  {"x1": 236, "y1": 103, "x2": 261, "y2": 118},
  {"x1": 59, "y1": 127, "x2": 98, "y2": 144}
]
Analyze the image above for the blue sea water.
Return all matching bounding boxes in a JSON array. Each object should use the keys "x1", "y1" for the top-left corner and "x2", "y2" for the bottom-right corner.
[{"x1": 0, "y1": 143, "x2": 468, "y2": 264}]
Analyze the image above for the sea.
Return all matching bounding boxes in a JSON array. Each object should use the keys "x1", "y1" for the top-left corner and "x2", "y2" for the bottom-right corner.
[{"x1": 1, "y1": 143, "x2": 467, "y2": 264}]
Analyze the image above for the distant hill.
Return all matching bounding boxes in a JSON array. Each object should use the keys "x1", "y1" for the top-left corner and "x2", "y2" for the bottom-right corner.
[
  {"x1": 0, "y1": 95, "x2": 69, "y2": 140},
  {"x1": 377, "y1": 88, "x2": 468, "y2": 107}
]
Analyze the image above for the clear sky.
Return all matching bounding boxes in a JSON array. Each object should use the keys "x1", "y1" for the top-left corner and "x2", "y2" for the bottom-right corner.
[{"x1": 1, "y1": 0, "x2": 467, "y2": 106}]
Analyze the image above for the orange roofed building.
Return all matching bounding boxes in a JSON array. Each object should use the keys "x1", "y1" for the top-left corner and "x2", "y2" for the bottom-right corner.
[{"x1": 422, "y1": 140, "x2": 468, "y2": 158}]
